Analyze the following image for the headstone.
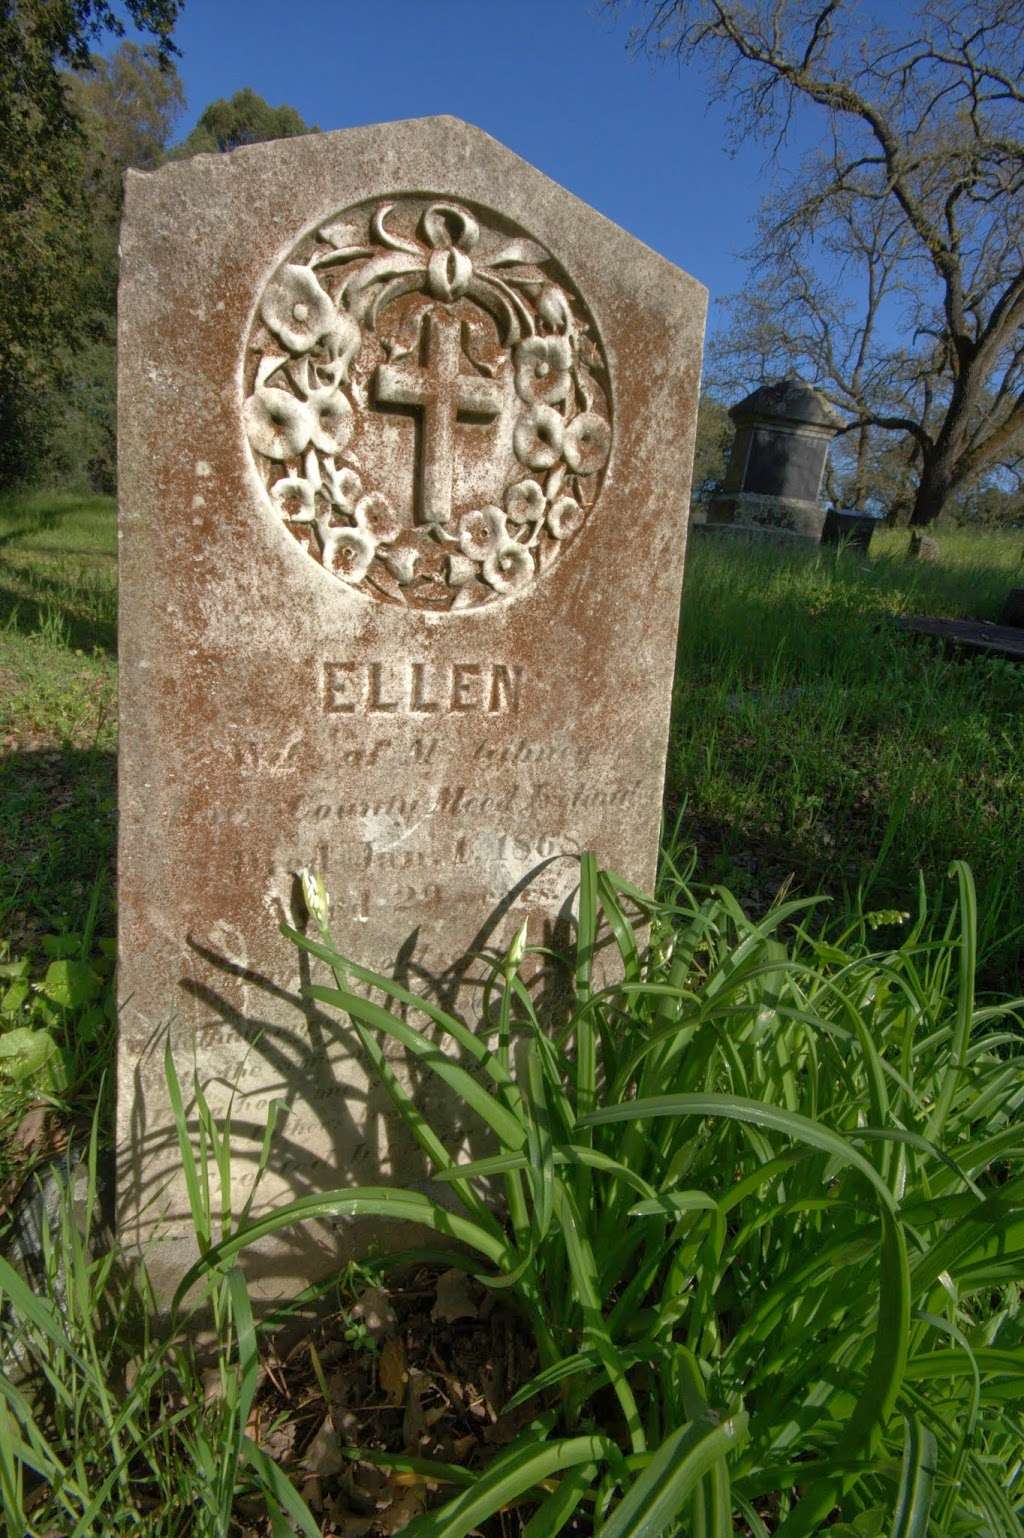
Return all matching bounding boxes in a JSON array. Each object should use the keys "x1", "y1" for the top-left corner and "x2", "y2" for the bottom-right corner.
[
  {"x1": 897, "y1": 614, "x2": 1024, "y2": 663},
  {"x1": 117, "y1": 116, "x2": 706, "y2": 1304},
  {"x1": 908, "y1": 531, "x2": 940, "y2": 562},
  {"x1": 821, "y1": 507, "x2": 884, "y2": 553},
  {"x1": 707, "y1": 377, "x2": 841, "y2": 540},
  {"x1": 998, "y1": 588, "x2": 1024, "y2": 628}
]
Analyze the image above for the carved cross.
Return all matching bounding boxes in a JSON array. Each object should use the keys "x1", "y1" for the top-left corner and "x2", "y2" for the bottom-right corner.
[{"x1": 373, "y1": 308, "x2": 504, "y2": 526}]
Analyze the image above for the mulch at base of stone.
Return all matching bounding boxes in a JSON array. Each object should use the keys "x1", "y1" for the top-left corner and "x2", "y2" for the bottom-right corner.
[{"x1": 244, "y1": 1265, "x2": 542, "y2": 1536}]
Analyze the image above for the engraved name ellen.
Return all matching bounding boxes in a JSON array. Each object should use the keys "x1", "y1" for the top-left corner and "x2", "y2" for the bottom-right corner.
[{"x1": 323, "y1": 659, "x2": 523, "y2": 714}]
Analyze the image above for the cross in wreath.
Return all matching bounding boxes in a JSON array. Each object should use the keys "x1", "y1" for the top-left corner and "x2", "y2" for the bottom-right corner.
[{"x1": 373, "y1": 307, "x2": 505, "y2": 528}]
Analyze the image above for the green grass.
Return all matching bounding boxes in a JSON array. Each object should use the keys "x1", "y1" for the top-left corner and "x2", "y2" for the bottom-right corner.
[
  {"x1": 0, "y1": 491, "x2": 116, "y2": 949},
  {"x1": 2, "y1": 490, "x2": 1022, "y2": 988},
  {"x1": 5, "y1": 858, "x2": 1018, "y2": 1536},
  {"x1": 671, "y1": 526, "x2": 1024, "y2": 989},
  {"x1": 0, "y1": 492, "x2": 117, "y2": 1174},
  {"x1": 0, "y1": 486, "x2": 1021, "y2": 1536}
]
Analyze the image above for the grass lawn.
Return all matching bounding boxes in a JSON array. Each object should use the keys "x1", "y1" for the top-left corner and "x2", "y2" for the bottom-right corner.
[
  {"x1": 1, "y1": 491, "x2": 1022, "y2": 1535},
  {"x1": 0, "y1": 491, "x2": 116, "y2": 951},
  {"x1": 670, "y1": 525, "x2": 1024, "y2": 989},
  {"x1": 1, "y1": 491, "x2": 1022, "y2": 987}
]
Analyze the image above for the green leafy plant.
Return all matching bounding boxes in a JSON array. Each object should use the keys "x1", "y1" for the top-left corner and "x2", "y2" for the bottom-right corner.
[
  {"x1": 0, "y1": 885, "x2": 115, "y2": 1132},
  {"x1": 0, "y1": 1103, "x2": 328, "y2": 1536},
  {"x1": 167, "y1": 856, "x2": 1023, "y2": 1537}
]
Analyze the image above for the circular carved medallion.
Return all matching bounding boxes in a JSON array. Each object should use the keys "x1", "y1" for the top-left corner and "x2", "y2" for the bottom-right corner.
[{"x1": 243, "y1": 195, "x2": 612, "y2": 610}]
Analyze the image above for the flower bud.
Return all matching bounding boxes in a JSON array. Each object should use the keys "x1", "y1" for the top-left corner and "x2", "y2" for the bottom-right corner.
[{"x1": 298, "y1": 868, "x2": 331, "y2": 931}]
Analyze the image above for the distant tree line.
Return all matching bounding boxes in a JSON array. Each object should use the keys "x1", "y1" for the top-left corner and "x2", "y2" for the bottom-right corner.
[{"x1": 0, "y1": 1, "x2": 314, "y2": 495}]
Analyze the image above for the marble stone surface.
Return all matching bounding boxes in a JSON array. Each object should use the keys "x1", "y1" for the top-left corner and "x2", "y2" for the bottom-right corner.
[{"x1": 117, "y1": 115, "x2": 706, "y2": 1303}]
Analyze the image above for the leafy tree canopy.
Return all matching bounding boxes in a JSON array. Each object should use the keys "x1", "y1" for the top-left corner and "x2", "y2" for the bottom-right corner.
[
  {"x1": 176, "y1": 87, "x2": 316, "y2": 155},
  {"x1": 0, "y1": 0, "x2": 183, "y2": 485}
]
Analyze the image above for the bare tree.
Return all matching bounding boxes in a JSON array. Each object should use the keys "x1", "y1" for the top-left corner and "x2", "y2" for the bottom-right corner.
[{"x1": 627, "y1": 0, "x2": 1024, "y2": 524}]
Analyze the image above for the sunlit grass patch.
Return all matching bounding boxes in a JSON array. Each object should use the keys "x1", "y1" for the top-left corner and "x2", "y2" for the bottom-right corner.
[
  {"x1": 3, "y1": 859, "x2": 1013, "y2": 1536},
  {"x1": 671, "y1": 530, "x2": 1024, "y2": 987}
]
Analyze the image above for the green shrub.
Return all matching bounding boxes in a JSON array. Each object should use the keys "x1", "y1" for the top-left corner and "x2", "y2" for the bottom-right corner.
[
  {"x1": 1, "y1": 858, "x2": 1020, "y2": 1534},
  {"x1": 157, "y1": 857, "x2": 1023, "y2": 1537}
]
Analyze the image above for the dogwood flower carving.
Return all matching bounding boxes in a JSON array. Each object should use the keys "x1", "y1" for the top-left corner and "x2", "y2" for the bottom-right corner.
[{"x1": 243, "y1": 194, "x2": 612, "y2": 610}]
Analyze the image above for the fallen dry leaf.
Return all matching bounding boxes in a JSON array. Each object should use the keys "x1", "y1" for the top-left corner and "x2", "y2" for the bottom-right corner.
[
  {"x1": 258, "y1": 1416, "x2": 297, "y2": 1464},
  {"x1": 349, "y1": 1285, "x2": 398, "y2": 1342},
  {"x1": 328, "y1": 1511, "x2": 374, "y2": 1538},
  {"x1": 379, "y1": 1336, "x2": 408, "y2": 1407},
  {"x1": 431, "y1": 1269, "x2": 478, "y2": 1324},
  {"x1": 302, "y1": 1417, "x2": 345, "y2": 1478},
  {"x1": 377, "y1": 1482, "x2": 428, "y2": 1534},
  {"x1": 402, "y1": 1367, "x2": 428, "y2": 1450},
  {"x1": 343, "y1": 1460, "x2": 392, "y2": 1515}
]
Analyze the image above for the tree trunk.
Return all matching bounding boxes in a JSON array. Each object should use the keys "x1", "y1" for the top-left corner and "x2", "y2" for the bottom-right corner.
[
  {"x1": 909, "y1": 356, "x2": 989, "y2": 525},
  {"x1": 909, "y1": 458, "x2": 954, "y2": 526}
]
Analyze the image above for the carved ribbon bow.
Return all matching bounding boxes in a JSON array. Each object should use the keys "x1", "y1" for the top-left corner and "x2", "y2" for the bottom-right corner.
[{"x1": 313, "y1": 200, "x2": 558, "y2": 346}]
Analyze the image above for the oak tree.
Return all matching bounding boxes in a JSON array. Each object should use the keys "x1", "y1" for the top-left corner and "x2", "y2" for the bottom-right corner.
[{"x1": 630, "y1": 0, "x2": 1024, "y2": 524}]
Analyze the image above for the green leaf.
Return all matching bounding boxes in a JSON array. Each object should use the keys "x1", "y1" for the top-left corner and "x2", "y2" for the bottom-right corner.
[
  {"x1": 1, "y1": 980, "x2": 29, "y2": 1015},
  {"x1": 889, "y1": 1417, "x2": 937, "y2": 1538},
  {"x1": 305, "y1": 982, "x2": 526, "y2": 1151},
  {"x1": 601, "y1": 1414, "x2": 749, "y2": 1538},
  {"x1": 399, "y1": 1435, "x2": 616, "y2": 1538},
  {"x1": 580, "y1": 1093, "x2": 899, "y2": 1213},
  {"x1": 241, "y1": 1436, "x2": 321, "y2": 1538},
  {"x1": 0, "y1": 1026, "x2": 64, "y2": 1088},
  {"x1": 628, "y1": 1190, "x2": 718, "y2": 1219},
  {"x1": 41, "y1": 933, "x2": 83, "y2": 960},
  {"x1": 172, "y1": 1186, "x2": 513, "y2": 1313},
  {"x1": 39, "y1": 958, "x2": 101, "y2": 1008},
  {"x1": 522, "y1": 1462, "x2": 597, "y2": 1538}
]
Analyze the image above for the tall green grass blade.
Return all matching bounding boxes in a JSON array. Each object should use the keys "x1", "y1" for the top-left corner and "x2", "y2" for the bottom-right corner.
[
  {"x1": 400, "y1": 1435, "x2": 617, "y2": 1538},
  {"x1": 926, "y1": 861, "x2": 977, "y2": 1144},
  {"x1": 241, "y1": 1435, "x2": 322, "y2": 1538},
  {"x1": 889, "y1": 1415, "x2": 937, "y2": 1538},
  {"x1": 552, "y1": 1178, "x2": 645, "y2": 1453},
  {"x1": 581, "y1": 1094, "x2": 900, "y2": 1212},
  {"x1": 521, "y1": 1463, "x2": 596, "y2": 1538},
  {"x1": 285, "y1": 926, "x2": 518, "y2": 1094},
  {"x1": 306, "y1": 983, "x2": 526, "y2": 1149},
  {"x1": 164, "y1": 1040, "x2": 211, "y2": 1252},
  {"x1": 173, "y1": 1187, "x2": 512, "y2": 1312},
  {"x1": 600, "y1": 1414, "x2": 748, "y2": 1538}
]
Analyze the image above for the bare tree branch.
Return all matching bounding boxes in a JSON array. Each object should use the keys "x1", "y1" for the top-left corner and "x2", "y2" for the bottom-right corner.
[{"x1": 621, "y1": 0, "x2": 1024, "y2": 522}]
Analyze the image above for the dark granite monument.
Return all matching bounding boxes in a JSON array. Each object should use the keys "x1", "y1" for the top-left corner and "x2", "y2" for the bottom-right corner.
[{"x1": 708, "y1": 377, "x2": 842, "y2": 541}]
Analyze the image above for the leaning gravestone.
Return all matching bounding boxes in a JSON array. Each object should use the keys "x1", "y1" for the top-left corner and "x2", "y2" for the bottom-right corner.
[{"x1": 118, "y1": 116, "x2": 706, "y2": 1303}]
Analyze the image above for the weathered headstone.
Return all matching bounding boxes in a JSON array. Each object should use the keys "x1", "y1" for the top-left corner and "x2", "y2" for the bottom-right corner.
[
  {"x1": 117, "y1": 116, "x2": 706, "y2": 1302},
  {"x1": 707, "y1": 377, "x2": 841, "y2": 540}
]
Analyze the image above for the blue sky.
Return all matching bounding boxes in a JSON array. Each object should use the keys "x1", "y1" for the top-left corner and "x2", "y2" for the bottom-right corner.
[{"x1": 152, "y1": 0, "x2": 825, "y2": 344}]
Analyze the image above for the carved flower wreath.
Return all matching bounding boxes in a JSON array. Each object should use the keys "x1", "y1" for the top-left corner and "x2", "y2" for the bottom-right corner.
[{"x1": 244, "y1": 198, "x2": 612, "y2": 609}]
